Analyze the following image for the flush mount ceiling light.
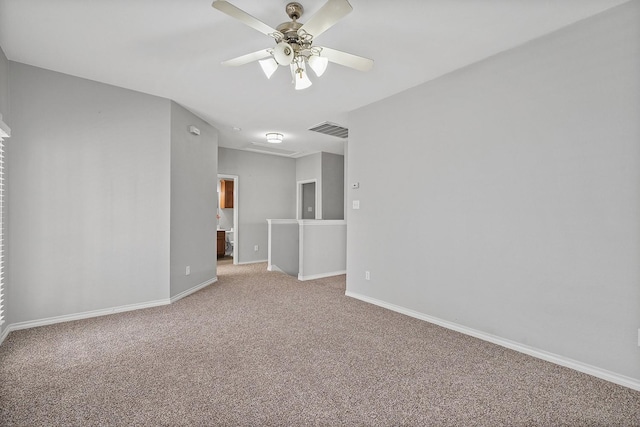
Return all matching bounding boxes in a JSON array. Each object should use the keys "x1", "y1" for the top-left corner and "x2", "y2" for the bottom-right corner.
[
  {"x1": 266, "y1": 132, "x2": 284, "y2": 143},
  {"x1": 212, "y1": 0, "x2": 373, "y2": 90}
]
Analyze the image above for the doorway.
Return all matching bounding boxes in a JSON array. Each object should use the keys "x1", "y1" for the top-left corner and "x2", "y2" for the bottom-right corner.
[
  {"x1": 297, "y1": 179, "x2": 321, "y2": 220},
  {"x1": 218, "y1": 174, "x2": 239, "y2": 264},
  {"x1": 302, "y1": 182, "x2": 316, "y2": 219}
]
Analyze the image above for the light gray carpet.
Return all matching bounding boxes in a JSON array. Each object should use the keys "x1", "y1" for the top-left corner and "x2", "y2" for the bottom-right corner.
[{"x1": 1, "y1": 261, "x2": 639, "y2": 426}]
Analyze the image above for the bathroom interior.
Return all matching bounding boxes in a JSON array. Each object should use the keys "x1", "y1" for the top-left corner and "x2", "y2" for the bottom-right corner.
[{"x1": 217, "y1": 178, "x2": 234, "y2": 260}]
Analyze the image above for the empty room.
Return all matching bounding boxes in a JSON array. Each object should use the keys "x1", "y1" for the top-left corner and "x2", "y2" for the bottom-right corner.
[{"x1": 0, "y1": 0, "x2": 639, "y2": 425}]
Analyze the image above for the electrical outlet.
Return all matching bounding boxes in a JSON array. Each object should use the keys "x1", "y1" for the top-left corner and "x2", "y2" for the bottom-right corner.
[
  {"x1": 638, "y1": 329, "x2": 640, "y2": 347},
  {"x1": 365, "y1": 271, "x2": 370, "y2": 280},
  {"x1": 185, "y1": 266, "x2": 190, "y2": 276},
  {"x1": 353, "y1": 200, "x2": 360, "y2": 210},
  {"x1": 254, "y1": 245, "x2": 259, "y2": 252}
]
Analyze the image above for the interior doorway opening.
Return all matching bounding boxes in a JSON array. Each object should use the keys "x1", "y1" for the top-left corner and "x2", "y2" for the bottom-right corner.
[
  {"x1": 218, "y1": 174, "x2": 239, "y2": 265},
  {"x1": 302, "y1": 182, "x2": 316, "y2": 219},
  {"x1": 297, "y1": 179, "x2": 321, "y2": 220}
]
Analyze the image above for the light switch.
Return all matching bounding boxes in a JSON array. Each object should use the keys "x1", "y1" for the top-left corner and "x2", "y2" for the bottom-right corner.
[{"x1": 352, "y1": 200, "x2": 360, "y2": 209}]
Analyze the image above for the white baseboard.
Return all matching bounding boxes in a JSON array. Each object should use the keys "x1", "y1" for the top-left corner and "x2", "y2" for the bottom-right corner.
[
  {"x1": 345, "y1": 290, "x2": 640, "y2": 392},
  {"x1": 298, "y1": 270, "x2": 346, "y2": 281},
  {"x1": 0, "y1": 326, "x2": 10, "y2": 347},
  {"x1": 6, "y1": 298, "x2": 172, "y2": 333},
  {"x1": 170, "y1": 277, "x2": 217, "y2": 304},
  {"x1": 236, "y1": 259, "x2": 267, "y2": 265},
  {"x1": 0, "y1": 278, "x2": 218, "y2": 346},
  {"x1": 268, "y1": 264, "x2": 285, "y2": 273}
]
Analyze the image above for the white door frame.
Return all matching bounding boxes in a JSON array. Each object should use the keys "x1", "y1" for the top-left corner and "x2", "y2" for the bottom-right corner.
[
  {"x1": 218, "y1": 174, "x2": 239, "y2": 265},
  {"x1": 297, "y1": 179, "x2": 322, "y2": 220}
]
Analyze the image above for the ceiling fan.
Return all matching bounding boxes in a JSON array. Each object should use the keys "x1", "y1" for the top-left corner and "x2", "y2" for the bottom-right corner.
[{"x1": 212, "y1": 0, "x2": 373, "y2": 90}]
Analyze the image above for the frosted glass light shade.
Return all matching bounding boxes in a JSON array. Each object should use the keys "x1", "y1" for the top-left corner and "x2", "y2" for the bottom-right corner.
[
  {"x1": 308, "y1": 55, "x2": 328, "y2": 77},
  {"x1": 259, "y1": 58, "x2": 278, "y2": 79},
  {"x1": 294, "y1": 70, "x2": 312, "y2": 90},
  {"x1": 266, "y1": 132, "x2": 283, "y2": 143},
  {"x1": 273, "y1": 42, "x2": 294, "y2": 65},
  {"x1": 292, "y1": 61, "x2": 313, "y2": 90}
]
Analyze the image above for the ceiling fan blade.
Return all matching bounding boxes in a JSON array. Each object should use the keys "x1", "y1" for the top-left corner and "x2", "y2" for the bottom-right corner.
[
  {"x1": 319, "y1": 47, "x2": 373, "y2": 72},
  {"x1": 299, "y1": 0, "x2": 353, "y2": 39},
  {"x1": 222, "y1": 49, "x2": 272, "y2": 67},
  {"x1": 212, "y1": 0, "x2": 276, "y2": 36}
]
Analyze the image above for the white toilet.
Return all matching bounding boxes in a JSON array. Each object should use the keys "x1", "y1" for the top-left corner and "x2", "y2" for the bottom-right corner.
[{"x1": 225, "y1": 229, "x2": 234, "y2": 256}]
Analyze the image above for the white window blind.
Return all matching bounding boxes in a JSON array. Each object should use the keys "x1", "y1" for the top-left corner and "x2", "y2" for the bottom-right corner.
[
  {"x1": 0, "y1": 115, "x2": 10, "y2": 327},
  {"x1": 0, "y1": 139, "x2": 4, "y2": 326}
]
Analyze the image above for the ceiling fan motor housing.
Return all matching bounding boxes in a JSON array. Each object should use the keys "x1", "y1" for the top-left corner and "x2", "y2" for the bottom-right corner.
[{"x1": 276, "y1": 21, "x2": 303, "y2": 39}]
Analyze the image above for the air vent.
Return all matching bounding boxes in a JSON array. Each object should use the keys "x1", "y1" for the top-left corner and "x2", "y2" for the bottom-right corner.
[{"x1": 308, "y1": 121, "x2": 348, "y2": 139}]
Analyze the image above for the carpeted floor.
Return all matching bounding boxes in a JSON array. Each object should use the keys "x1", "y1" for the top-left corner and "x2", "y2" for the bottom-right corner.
[{"x1": 1, "y1": 262, "x2": 639, "y2": 426}]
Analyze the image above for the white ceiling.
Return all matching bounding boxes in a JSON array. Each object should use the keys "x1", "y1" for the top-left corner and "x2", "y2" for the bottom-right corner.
[{"x1": 0, "y1": 0, "x2": 629, "y2": 157}]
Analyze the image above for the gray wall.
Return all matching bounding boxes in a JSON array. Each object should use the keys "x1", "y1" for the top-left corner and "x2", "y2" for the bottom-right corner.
[
  {"x1": 218, "y1": 147, "x2": 296, "y2": 263},
  {"x1": 170, "y1": 102, "x2": 217, "y2": 298},
  {"x1": 299, "y1": 221, "x2": 346, "y2": 280},
  {"x1": 296, "y1": 152, "x2": 345, "y2": 220},
  {"x1": 321, "y1": 152, "x2": 344, "y2": 220},
  {"x1": 0, "y1": 46, "x2": 8, "y2": 119},
  {"x1": 269, "y1": 221, "x2": 299, "y2": 276},
  {"x1": 7, "y1": 63, "x2": 171, "y2": 323},
  {"x1": 295, "y1": 152, "x2": 322, "y2": 183},
  {"x1": 347, "y1": 1, "x2": 640, "y2": 382}
]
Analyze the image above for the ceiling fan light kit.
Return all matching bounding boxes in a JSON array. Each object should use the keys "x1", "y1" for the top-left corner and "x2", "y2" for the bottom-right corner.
[{"x1": 212, "y1": 0, "x2": 373, "y2": 90}]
